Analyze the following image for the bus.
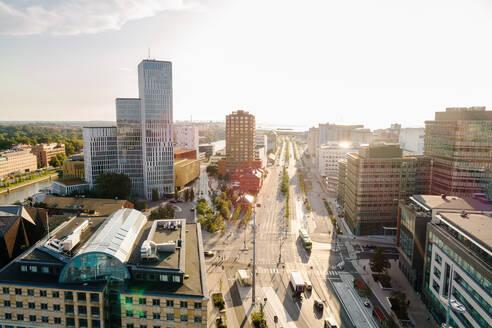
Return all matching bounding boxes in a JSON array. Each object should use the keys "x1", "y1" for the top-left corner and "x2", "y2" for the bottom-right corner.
[{"x1": 299, "y1": 228, "x2": 312, "y2": 250}]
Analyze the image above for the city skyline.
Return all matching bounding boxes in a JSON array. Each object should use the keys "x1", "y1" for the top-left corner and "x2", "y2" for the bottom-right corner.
[{"x1": 2, "y1": 0, "x2": 492, "y2": 129}]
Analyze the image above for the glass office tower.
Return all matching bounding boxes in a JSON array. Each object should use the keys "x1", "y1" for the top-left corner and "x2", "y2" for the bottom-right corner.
[{"x1": 138, "y1": 60, "x2": 174, "y2": 199}]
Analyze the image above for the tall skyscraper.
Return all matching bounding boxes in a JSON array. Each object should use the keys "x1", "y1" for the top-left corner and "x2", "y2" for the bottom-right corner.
[
  {"x1": 138, "y1": 60, "x2": 174, "y2": 199},
  {"x1": 225, "y1": 110, "x2": 256, "y2": 179},
  {"x1": 425, "y1": 106, "x2": 492, "y2": 198},
  {"x1": 84, "y1": 59, "x2": 174, "y2": 199}
]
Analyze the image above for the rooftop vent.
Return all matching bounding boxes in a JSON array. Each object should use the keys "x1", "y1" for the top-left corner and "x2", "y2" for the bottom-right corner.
[
  {"x1": 441, "y1": 194, "x2": 447, "y2": 200},
  {"x1": 460, "y1": 210, "x2": 468, "y2": 219}
]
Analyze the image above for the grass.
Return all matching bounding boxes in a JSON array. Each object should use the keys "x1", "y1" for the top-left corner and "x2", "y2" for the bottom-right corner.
[{"x1": 0, "y1": 170, "x2": 56, "y2": 191}]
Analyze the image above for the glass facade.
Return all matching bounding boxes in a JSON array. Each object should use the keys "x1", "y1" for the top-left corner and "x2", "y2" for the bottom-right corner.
[{"x1": 60, "y1": 252, "x2": 129, "y2": 283}]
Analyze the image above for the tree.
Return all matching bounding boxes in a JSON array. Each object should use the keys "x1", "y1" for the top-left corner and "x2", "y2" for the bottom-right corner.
[
  {"x1": 149, "y1": 205, "x2": 175, "y2": 220},
  {"x1": 174, "y1": 187, "x2": 180, "y2": 201},
  {"x1": 152, "y1": 188, "x2": 159, "y2": 201},
  {"x1": 95, "y1": 172, "x2": 132, "y2": 200},
  {"x1": 220, "y1": 202, "x2": 230, "y2": 219},
  {"x1": 389, "y1": 291, "x2": 409, "y2": 319},
  {"x1": 370, "y1": 247, "x2": 391, "y2": 273},
  {"x1": 189, "y1": 188, "x2": 195, "y2": 201},
  {"x1": 251, "y1": 303, "x2": 268, "y2": 328},
  {"x1": 206, "y1": 164, "x2": 218, "y2": 177},
  {"x1": 49, "y1": 153, "x2": 67, "y2": 167}
]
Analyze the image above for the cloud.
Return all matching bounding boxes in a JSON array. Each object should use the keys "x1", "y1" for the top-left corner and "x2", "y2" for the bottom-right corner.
[{"x1": 0, "y1": 0, "x2": 193, "y2": 36}]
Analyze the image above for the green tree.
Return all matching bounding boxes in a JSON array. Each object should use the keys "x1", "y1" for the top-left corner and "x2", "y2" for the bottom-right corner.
[
  {"x1": 189, "y1": 188, "x2": 195, "y2": 201},
  {"x1": 49, "y1": 153, "x2": 67, "y2": 167},
  {"x1": 220, "y1": 202, "x2": 230, "y2": 219},
  {"x1": 251, "y1": 303, "x2": 268, "y2": 328},
  {"x1": 174, "y1": 187, "x2": 180, "y2": 201},
  {"x1": 389, "y1": 291, "x2": 409, "y2": 319},
  {"x1": 206, "y1": 164, "x2": 218, "y2": 177},
  {"x1": 370, "y1": 247, "x2": 391, "y2": 273},
  {"x1": 95, "y1": 172, "x2": 132, "y2": 200}
]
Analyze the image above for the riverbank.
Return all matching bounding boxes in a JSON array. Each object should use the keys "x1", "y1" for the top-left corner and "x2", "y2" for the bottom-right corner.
[{"x1": 0, "y1": 173, "x2": 58, "y2": 195}]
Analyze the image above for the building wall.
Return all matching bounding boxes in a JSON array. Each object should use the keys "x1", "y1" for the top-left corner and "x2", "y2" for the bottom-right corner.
[
  {"x1": 83, "y1": 127, "x2": 118, "y2": 187},
  {"x1": 254, "y1": 146, "x2": 267, "y2": 169},
  {"x1": 225, "y1": 110, "x2": 255, "y2": 178},
  {"x1": 175, "y1": 125, "x2": 199, "y2": 154},
  {"x1": 63, "y1": 160, "x2": 85, "y2": 180},
  {"x1": 116, "y1": 98, "x2": 144, "y2": 198},
  {"x1": 399, "y1": 128, "x2": 424, "y2": 156},
  {"x1": 424, "y1": 107, "x2": 492, "y2": 198},
  {"x1": 174, "y1": 160, "x2": 200, "y2": 189},
  {"x1": 0, "y1": 150, "x2": 38, "y2": 178},
  {"x1": 31, "y1": 143, "x2": 66, "y2": 167},
  {"x1": 336, "y1": 159, "x2": 347, "y2": 207},
  {"x1": 52, "y1": 181, "x2": 89, "y2": 196},
  {"x1": 118, "y1": 294, "x2": 207, "y2": 328},
  {"x1": 0, "y1": 285, "x2": 105, "y2": 328}
]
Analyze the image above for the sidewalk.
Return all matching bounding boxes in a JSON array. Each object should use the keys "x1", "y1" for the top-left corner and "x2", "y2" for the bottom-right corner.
[{"x1": 351, "y1": 257, "x2": 439, "y2": 328}]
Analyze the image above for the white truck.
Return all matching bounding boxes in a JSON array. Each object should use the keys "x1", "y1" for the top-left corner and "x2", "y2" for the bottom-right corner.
[{"x1": 290, "y1": 271, "x2": 305, "y2": 295}]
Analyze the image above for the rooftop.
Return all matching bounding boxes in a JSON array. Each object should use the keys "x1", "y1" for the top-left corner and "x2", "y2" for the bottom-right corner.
[
  {"x1": 412, "y1": 194, "x2": 492, "y2": 212},
  {"x1": 438, "y1": 212, "x2": 492, "y2": 251},
  {"x1": 53, "y1": 179, "x2": 88, "y2": 186}
]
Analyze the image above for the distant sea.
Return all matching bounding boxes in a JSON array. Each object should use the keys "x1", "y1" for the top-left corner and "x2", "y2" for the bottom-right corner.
[{"x1": 256, "y1": 123, "x2": 310, "y2": 132}]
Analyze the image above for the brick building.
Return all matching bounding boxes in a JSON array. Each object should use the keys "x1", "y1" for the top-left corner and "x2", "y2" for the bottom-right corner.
[{"x1": 31, "y1": 143, "x2": 66, "y2": 167}]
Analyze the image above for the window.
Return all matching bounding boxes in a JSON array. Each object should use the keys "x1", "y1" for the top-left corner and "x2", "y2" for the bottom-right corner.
[
  {"x1": 153, "y1": 313, "x2": 160, "y2": 320},
  {"x1": 433, "y1": 267, "x2": 441, "y2": 279},
  {"x1": 20, "y1": 265, "x2": 27, "y2": 272},
  {"x1": 435, "y1": 253, "x2": 442, "y2": 265},
  {"x1": 4, "y1": 300, "x2": 10, "y2": 307},
  {"x1": 92, "y1": 320, "x2": 101, "y2": 328},
  {"x1": 54, "y1": 317, "x2": 62, "y2": 324},
  {"x1": 65, "y1": 291, "x2": 73, "y2": 300},
  {"x1": 77, "y1": 292, "x2": 86, "y2": 301},
  {"x1": 28, "y1": 302, "x2": 35, "y2": 309},
  {"x1": 166, "y1": 313, "x2": 174, "y2": 321},
  {"x1": 166, "y1": 300, "x2": 173, "y2": 307},
  {"x1": 152, "y1": 299, "x2": 160, "y2": 306},
  {"x1": 194, "y1": 316, "x2": 202, "y2": 323},
  {"x1": 172, "y1": 275, "x2": 180, "y2": 283},
  {"x1": 432, "y1": 280, "x2": 440, "y2": 293},
  {"x1": 90, "y1": 293, "x2": 99, "y2": 303},
  {"x1": 180, "y1": 314, "x2": 188, "y2": 322},
  {"x1": 40, "y1": 290, "x2": 47, "y2": 297},
  {"x1": 27, "y1": 289, "x2": 34, "y2": 296},
  {"x1": 52, "y1": 291, "x2": 60, "y2": 298},
  {"x1": 42, "y1": 266, "x2": 49, "y2": 273},
  {"x1": 16, "y1": 301, "x2": 22, "y2": 308},
  {"x1": 29, "y1": 315, "x2": 36, "y2": 322},
  {"x1": 139, "y1": 311, "x2": 147, "y2": 319},
  {"x1": 78, "y1": 305, "x2": 87, "y2": 315},
  {"x1": 66, "y1": 304, "x2": 74, "y2": 314},
  {"x1": 79, "y1": 318, "x2": 88, "y2": 328},
  {"x1": 5, "y1": 312, "x2": 12, "y2": 320},
  {"x1": 140, "y1": 325, "x2": 147, "y2": 328},
  {"x1": 2, "y1": 287, "x2": 9, "y2": 294},
  {"x1": 42, "y1": 316, "x2": 49, "y2": 323},
  {"x1": 41, "y1": 303, "x2": 48, "y2": 310},
  {"x1": 126, "y1": 310, "x2": 133, "y2": 317},
  {"x1": 194, "y1": 302, "x2": 202, "y2": 309},
  {"x1": 29, "y1": 265, "x2": 37, "y2": 272},
  {"x1": 127, "y1": 324, "x2": 134, "y2": 328},
  {"x1": 17, "y1": 313, "x2": 24, "y2": 321},
  {"x1": 180, "y1": 301, "x2": 188, "y2": 308},
  {"x1": 91, "y1": 306, "x2": 100, "y2": 317},
  {"x1": 15, "y1": 288, "x2": 22, "y2": 295},
  {"x1": 125, "y1": 296, "x2": 133, "y2": 304},
  {"x1": 54, "y1": 304, "x2": 61, "y2": 311},
  {"x1": 66, "y1": 318, "x2": 75, "y2": 326},
  {"x1": 159, "y1": 274, "x2": 168, "y2": 282},
  {"x1": 139, "y1": 297, "x2": 146, "y2": 305}
]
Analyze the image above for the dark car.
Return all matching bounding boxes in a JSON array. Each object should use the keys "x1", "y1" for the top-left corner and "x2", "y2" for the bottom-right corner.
[{"x1": 314, "y1": 299, "x2": 324, "y2": 310}]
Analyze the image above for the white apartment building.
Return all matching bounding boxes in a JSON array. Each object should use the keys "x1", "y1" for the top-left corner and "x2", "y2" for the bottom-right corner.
[
  {"x1": 175, "y1": 125, "x2": 199, "y2": 154},
  {"x1": 399, "y1": 128, "x2": 424, "y2": 155},
  {"x1": 318, "y1": 143, "x2": 359, "y2": 177},
  {"x1": 0, "y1": 149, "x2": 37, "y2": 178},
  {"x1": 82, "y1": 127, "x2": 118, "y2": 187},
  {"x1": 255, "y1": 134, "x2": 267, "y2": 149},
  {"x1": 254, "y1": 146, "x2": 267, "y2": 169}
]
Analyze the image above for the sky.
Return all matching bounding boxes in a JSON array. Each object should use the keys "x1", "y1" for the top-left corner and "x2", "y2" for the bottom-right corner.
[{"x1": 1, "y1": 0, "x2": 492, "y2": 130}]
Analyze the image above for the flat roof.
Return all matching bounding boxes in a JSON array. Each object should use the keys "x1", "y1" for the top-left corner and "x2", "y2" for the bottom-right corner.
[
  {"x1": 412, "y1": 195, "x2": 492, "y2": 212},
  {"x1": 44, "y1": 196, "x2": 132, "y2": 216},
  {"x1": 53, "y1": 180, "x2": 87, "y2": 186},
  {"x1": 438, "y1": 212, "x2": 492, "y2": 251}
]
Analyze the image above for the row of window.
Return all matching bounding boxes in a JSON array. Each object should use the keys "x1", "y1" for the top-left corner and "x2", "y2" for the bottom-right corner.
[
  {"x1": 125, "y1": 311, "x2": 201, "y2": 323},
  {"x1": 124, "y1": 297, "x2": 201, "y2": 309},
  {"x1": 2, "y1": 288, "x2": 99, "y2": 303},
  {"x1": 2, "y1": 314, "x2": 101, "y2": 327}
]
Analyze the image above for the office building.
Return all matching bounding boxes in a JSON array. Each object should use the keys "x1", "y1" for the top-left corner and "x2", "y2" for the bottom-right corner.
[
  {"x1": 0, "y1": 209, "x2": 208, "y2": 328},
  {"x1": 83, "y1": 60, "x2": 174, "y2": 199},
  {"x1": 225, "y1": 110, "x2": 257, "y2": 179},
  {"x1": 62, "y1": 154, "x2": 85, "y2": 180},
  {"x1": 399, "y1": 128, "x2": 424, "y2": 156},
  {"x1": 255, "y1": 146, "x2": 267, "y2": 169},
  {"x1": 344, "y1": 143, "x2": 431, "y2": 235},
  {"x1": 318, "y1": 123, "x2": 372, "y2": 146},
  {"x1": 52, "y1": 180, "x2": 89, "y2": 196},
  {"x1": 337, "y1": 159, "x2": 347, "y2": 207},
  {"x1": 425, "y1": 106, "x2": 492, "y2": 198},
  {"x1": 175, "y1": 125, "x2": 199, "y2": 156},
  {"x1": 174, "y1": 159, "x2": 200, "y2": 190},
  {"x1": 422, "y1": 211, "x2": 492, "y2": 328},
  {"x1": 307, "y1": 127, "x2": 319, "y2": 159},
  {"x1": 397, "y1": 194, "x2": 492, "y2": 293},
  {"x1": 83, "y1": 127, "x2": 118, "y2": 187},
  {"x1": 116, "y1": 98, "x2": 144, "y2": 197},
  {"x1": 0, "y1": 149, "x2": 37, "y2": 178},
  {"x1": 318, "y1": 142, "x2": 360, "y2": 193},
  {"x1": 31, "y1": 143, "x2": 66, "y2": 168}
]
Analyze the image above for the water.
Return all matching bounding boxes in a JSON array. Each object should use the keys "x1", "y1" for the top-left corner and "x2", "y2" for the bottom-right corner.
[{"x1": 0, "y1": 180, "x2": 54, "y2": 205}]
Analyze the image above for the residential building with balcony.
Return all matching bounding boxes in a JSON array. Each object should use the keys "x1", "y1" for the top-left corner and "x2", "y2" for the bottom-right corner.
[
  {"x1": 0, "y1": 209, "x2": 208, "y2": 328},
  {"x1": 422, "y1": 211, "x2": 492, "y2": 328}
]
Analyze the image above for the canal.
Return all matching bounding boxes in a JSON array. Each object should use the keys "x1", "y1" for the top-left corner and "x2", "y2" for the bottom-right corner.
[{"x1": 0, "y1": 179, "x2": 54, "y2": 205}]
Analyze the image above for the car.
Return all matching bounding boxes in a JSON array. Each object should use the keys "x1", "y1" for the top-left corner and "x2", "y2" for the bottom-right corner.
[
  {"x1": 304, "y1": 280, "x2": 312, "y2": 291},
  {"x1": 363, "y1": 301, "x2": 371, "y2": 308},
  {"x1": 314, "y1": 299, "x2": 324, "y2": 310},
  {"x1": 204, "y1": 251, "x2": 215, "y2": 257}
]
